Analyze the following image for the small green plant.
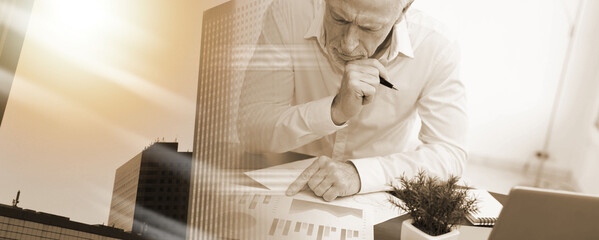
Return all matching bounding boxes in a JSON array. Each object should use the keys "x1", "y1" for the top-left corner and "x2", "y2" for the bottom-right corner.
[{"x1": 390, "y1": 170, "x2": 478, "y2": 236}]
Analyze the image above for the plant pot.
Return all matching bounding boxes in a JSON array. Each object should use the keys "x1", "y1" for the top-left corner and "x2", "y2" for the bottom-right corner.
[{"x1": 401, "y1": 219, "x2": 460, "y2": 240}]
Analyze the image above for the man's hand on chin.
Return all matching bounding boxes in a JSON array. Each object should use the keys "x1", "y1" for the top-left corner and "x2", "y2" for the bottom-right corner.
[
  {"x1": 285, "y1": 156, "x2": 361, "y2": 201},
  {"x1": 331, "y1": 59, "x2": 387, "y2": 125}
]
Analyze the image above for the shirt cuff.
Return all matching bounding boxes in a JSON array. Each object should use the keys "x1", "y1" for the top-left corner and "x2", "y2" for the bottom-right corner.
[
  {"x1": 350, "y1": 157, "x2": 393, "y2": 193},
  {"x1": 307, "y1": 95, "x2": 347, "y2": 135}
]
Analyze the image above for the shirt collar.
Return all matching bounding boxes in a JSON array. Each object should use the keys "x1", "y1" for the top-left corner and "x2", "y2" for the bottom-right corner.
[
  {"x1": 303, "y1": 5, "x2": 415, "y2": 62},
  {"x1": 303, "y1": 1, "x2": 327, "y2": 50}
]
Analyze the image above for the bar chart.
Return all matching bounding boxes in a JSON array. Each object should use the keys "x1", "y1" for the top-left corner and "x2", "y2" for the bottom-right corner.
[
  {"x1": 268, "y1": 218, "x2": 361, "y2": 240},
  {"x1": 218, "y1": 188, "x2": 374, "y2": 239}
]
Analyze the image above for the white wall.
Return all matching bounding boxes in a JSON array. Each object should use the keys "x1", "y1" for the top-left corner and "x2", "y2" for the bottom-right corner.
[
  {"x1": 411, "y1": 0, "x2": 584, "y2": 164},
  {"x1": 546, "y1": 0, "x2": 599, "y2": 194}
]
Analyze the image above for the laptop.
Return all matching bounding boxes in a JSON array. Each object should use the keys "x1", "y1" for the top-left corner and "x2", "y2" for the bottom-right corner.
[{"x1": 489, "y1": 186, "x2": 599, "y2": 240}]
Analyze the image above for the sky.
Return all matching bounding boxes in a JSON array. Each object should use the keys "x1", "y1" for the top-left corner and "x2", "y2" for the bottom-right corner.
[{"x1": 0, "y1": 0, "x2": 227, "y2": 225}]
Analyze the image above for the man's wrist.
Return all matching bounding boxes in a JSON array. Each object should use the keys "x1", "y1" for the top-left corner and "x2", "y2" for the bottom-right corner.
[
  {"x1": 350, "y1": 158, "x2": 391, "y2": 193},
  {"x1": 331, "y1": 95, "x2": 348, "y2": 125},
  {"x1": 347, "y1": 161, "x2": 362, "y2": 194}
]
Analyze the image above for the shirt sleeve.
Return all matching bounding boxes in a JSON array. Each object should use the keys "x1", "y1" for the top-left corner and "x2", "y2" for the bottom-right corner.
[
  {"x1": 351, "y1": 40, "x2": 467, "y2": 193},
  {"x1": 237, "y1": 0, "x2": 345, "y2": 153}
]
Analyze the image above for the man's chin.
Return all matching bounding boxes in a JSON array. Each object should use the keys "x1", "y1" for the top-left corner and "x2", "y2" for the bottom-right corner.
[{"x1": 328, "y1": 54, "x2": 346, "y2": 65}]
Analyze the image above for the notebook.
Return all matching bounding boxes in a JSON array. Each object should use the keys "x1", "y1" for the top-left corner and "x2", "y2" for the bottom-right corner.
[{"x1": 466, "y1": 189, "x2": 503, "y2": 226}]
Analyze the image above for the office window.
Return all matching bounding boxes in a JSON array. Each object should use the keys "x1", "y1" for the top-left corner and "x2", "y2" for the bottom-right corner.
[
  {"x1": 15, "y1": 225, "x2": 23, "y2": 235},
  {"x1": 80, "y1": 231, "x2": 93, "y2": 238},
  {"x1": 32, "y1": 228, "x2": 42, "y2": 236},
  {"x1": 13, "y1": 219, "x2": 24, "y2": 226}
]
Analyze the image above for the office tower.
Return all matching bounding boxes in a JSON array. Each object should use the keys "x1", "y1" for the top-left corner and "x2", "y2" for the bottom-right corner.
[
  {"x1": 108, "y1": 142, "x2": 191, "y2": 240},
  {"x1": 0, "y1": 203, "x2": 143, "y2": 240},
  {"x1": 0, "y1": 0, "x2": 34, "y2": 127},
  {"x1": 188, "y1": 0, "x2": 272, "y2": 239}
]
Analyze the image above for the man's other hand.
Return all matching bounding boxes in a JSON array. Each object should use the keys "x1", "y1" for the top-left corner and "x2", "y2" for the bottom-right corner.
[
  {"x1": 285, "y1": 156, "x2": 361, "y2": 201},
  {"x1": 331, "y1": 59, "x2": 387, "y2": 125}
]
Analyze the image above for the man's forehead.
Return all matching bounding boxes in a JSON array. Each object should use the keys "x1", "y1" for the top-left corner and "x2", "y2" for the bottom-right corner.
[
  {"x1": 326, "y1": 0, "x2": 404, "y2": 23},
  {"x1": 325, "y1": 0, "x2": 405, "y2": 12}
]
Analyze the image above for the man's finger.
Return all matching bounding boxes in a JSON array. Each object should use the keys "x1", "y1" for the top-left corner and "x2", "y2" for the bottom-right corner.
[
  {"x1": 307, "y1": 169, "x2": 327, "y2": 192},
  {"x1": 286, "y1": 160, "x2": 320, "y2": 196},
  {"x1": 360, "y1": 84, "x2": 376, "y2": 105},
  {"x1": 365, "y1": 58, "x2": 388, "y2": 81},
  {"x1": 312, "y1": 174, "x2": 334, "y2": 197},
  {"x1": 351, "y1": 59, "x2": 388, "y2": 81},
  {"x1": 322, "y1": 186, "x2": 340, "y2": 202}
]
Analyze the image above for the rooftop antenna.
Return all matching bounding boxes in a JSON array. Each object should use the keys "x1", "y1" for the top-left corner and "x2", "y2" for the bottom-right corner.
[{"x1": 12, "y1": 190, "x2": 20, "y2": 207}]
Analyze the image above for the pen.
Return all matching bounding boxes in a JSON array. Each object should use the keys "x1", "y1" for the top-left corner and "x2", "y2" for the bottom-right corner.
[{"x1": 379, "y1": 76, "x2": 398, "y2": 91}]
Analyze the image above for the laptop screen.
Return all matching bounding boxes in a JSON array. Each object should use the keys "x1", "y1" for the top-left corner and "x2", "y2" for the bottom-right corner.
[{"x1": 489, "y1": 186, "x2": 599, "y2": 240}]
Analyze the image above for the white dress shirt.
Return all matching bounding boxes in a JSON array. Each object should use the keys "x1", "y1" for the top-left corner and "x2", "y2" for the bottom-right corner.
[{"x1": 238, "y1": 0, "x2": 467, "y2": 193}]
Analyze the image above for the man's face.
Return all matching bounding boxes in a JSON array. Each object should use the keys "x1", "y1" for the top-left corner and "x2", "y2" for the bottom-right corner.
[{"x1": 324, "y1": 0, "x2": 404, "y2": 64}]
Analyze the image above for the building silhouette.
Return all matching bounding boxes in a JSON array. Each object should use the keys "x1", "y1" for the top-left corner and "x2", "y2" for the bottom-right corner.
[
  {"x1": 108, "y1": 142, "x2": 191, "y2": 240},
  {"x1": 0, "y1": 203, "x2": 143, "y2": 240},
  {"x1": 188, "y1": 0, "x2": 273, "y2": 239}
]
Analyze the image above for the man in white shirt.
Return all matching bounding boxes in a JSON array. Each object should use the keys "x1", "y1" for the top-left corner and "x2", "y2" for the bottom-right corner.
[{"x1": 238, "y1": 0, "x2": 467, "y2": 201}]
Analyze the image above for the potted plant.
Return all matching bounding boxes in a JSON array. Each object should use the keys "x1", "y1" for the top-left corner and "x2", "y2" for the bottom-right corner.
[{"x1": 390, "y1": 170, "x2": 478, "y2": 240}]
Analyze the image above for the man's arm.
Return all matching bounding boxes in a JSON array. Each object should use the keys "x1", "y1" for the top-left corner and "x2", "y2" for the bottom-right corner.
[
  {"x1": 286, "y1": 40, "x2": 466, "y2": 200},
  {"x1": 237, "y1": 0, "x2": 343, "y2": 153},
  {"x1": 351, "y1": 40, "x2": 467, "y2": 193}
]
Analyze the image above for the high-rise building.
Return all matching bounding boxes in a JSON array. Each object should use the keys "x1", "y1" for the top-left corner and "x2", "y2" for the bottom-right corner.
[
  {"x1": 0, "y1": 203, "x2": 143, "y2": 240},
  {"x1": 108, "y1": 142, "x2": 191, "y2": 240},
  {"x1": 188, "y1": 0, "x2": 273, "y2": 239}
]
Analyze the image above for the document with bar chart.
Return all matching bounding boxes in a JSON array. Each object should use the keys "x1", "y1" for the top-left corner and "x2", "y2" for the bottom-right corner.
[
  {"x1": 222, "y1": 192, "x2": 373, "y2": 240},
  {"x1": 267, "y1": 197, "x2": 372, "y2": 240},
  {"x1": 215, "y1": 159, "x2": 404, "y2": 239}
]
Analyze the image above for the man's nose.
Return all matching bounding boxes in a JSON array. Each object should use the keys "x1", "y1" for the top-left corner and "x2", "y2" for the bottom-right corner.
[{"x1": 340, "y1": 24, "x2": 359, "y2": 54}]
